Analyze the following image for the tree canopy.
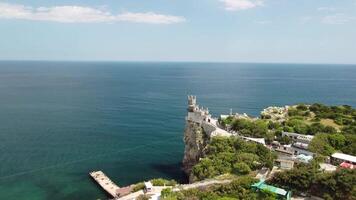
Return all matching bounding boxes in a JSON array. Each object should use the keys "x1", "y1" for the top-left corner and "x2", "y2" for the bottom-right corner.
[{"x1": 191, "y1": 137, "x2": 276, "y2": 181}]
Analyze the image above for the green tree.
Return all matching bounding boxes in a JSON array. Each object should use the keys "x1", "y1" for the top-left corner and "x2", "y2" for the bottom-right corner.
[
  {"x1": 269, "y1": 163, "x2": 317, "y2": 192},
  {"x1": 309, "y1": 133, "x2": 335, "y2": 156},
  {"x1": 296, "y1": 104, "x2": 308, "y2": 111},
  {"x1": 341, "y1": 134, "x2": 356, "y2": 155},
  {"x1": 285, "y1": 119, "x2": 310, "y2": 135},
  {"x1": 327, "y1": 133, "x2": 346, "y2": 150},
  {"x1": 192, "y1": 158, "x2": 218, "y2": 180},
  {"x1": 279, "y1": 135, "x2": 292, "y2": 145},
  {"x1": 258, "y1": 189, "x2": 277, "y2": 200},
  {"x1": 151, "y1": 178, "x2": 177, "y2": 186},
  {"x1": 161, "y1": 188, "x2": 176, "y2": 200},
  {"x1": 132, "y1": 182, "x2": 145, "y2": 192},
  {"x1": 232, "y1": 162, "x2": 251, "y2": 175},
  {"x1": 313, "y1": 169, "x2": 356, "y2": 200},
  {"x1": 236, "y1": 153, "x2": 259, "y2": 169}
]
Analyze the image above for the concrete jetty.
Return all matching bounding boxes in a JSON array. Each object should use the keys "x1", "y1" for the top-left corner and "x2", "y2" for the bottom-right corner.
[{"x1": 90, "y1": 171, "x2": 121, "y2": 198}]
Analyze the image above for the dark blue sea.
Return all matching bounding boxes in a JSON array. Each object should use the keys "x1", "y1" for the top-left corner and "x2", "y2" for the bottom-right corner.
[{"x1": 0, "y1": 61, "x2": 355, "y2": 200}]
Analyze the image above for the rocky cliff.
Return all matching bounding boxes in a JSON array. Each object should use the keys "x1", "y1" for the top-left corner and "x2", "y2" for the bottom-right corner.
[
  {"x1": 182, "y1": 96, "x2": 214, "y2": 182},
  {"x1": 182, "y1": 95, "x2": 236, "y2": 182},
  {"x1": 182, "y1": 120, "x2": 208, "y2": 182}
]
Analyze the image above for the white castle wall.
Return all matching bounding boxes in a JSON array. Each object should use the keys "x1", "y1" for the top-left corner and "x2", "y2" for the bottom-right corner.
[
  {"x1": 186, "y1": 112, "x2": 206, "y2": 125},
  {"x1": 201, "y1": 121, "x2": 217, "y2": 137},
  {"x1": 185, "y1": 95, "x2": 265, "y2": 145}
]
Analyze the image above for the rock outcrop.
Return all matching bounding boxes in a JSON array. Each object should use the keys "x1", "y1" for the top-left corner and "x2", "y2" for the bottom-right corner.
[
  {"x1": 182, "y1": 120, "x2": 207, "y2": 181},
  {"x1": 182, "y1": 96, "x2": 266, "y2": 182},
  {"x1": 182, "y1": 95, "x2": 231, "y2": 182}
]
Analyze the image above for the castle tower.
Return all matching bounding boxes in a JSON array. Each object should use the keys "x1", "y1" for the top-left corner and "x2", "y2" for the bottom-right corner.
[{"x1": 187, "y1": 95, "x2": 197, "y2": 112}]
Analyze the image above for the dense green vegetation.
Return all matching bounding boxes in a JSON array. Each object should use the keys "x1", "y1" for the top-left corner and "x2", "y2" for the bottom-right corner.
[
  {"x1": 191, "y1": 137, "x2": 276, "y2": 181},
  {"x1": 269, "y1": 163, "x2": 356, "y2": 200},
  {"x1": 159, "y1": 103, "x2": 355, "y2": 199},
  {"x1": 221, "y1": 103, "x2": 356, "y2": 156},
  {"x1": 309, "y1": 104, "x2": 356, "y2": 124},
  {"x1": 291, "y1": 103, "x2": 356, "y2": 156},
  {"x1": 160, "y1": 176, "x2": 277, "y2": 200},
  {"x1": 128, "y1": 104, "x2": 355, "y2": 200},
  {"x1": 158, "y1": 104, "x2": 355, "y2": 200}
]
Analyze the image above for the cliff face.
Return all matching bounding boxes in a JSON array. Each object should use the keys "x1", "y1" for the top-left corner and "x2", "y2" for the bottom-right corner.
[
  {"x1": 182, "y1": 120, "x2": 208, "y2": 182},
  {"x1": 182, "y1": 95, "x2": 226, "y2": 182}
]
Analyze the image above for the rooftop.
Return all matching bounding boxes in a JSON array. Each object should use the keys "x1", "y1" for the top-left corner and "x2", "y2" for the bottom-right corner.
[
  {"x1": 144, "y1": 181, "x2": 153, "y2": 189},
  {"x1": 331, "y1": 152, "x2": 356, "y2": 163},
  {"x1": 252, "y1": 180, "x2": 289, "y2": 196}
]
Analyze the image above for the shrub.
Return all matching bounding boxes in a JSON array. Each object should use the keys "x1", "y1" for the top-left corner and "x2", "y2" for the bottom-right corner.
[
  {"x1": 161, "y1": 188, "x2": 174, "y2": 198},
  {"x1": 132, "y1": 182, "x2": 145, "y2": 192},
  {"x1": 309, "y1": 133, "x2": 335, "y2": 156},
  {"x1": 192, "y1": 137, "x2": 275, "y2": 180},
  {"x1": 151, "y1": 178, "x2": 177, "y2": 186},
  {"x1": 296, "y1": 104, "x2": 308, "y2": 111},
  {"x1": 232, "y1": 162, "x2": 251, "y2": 175}
]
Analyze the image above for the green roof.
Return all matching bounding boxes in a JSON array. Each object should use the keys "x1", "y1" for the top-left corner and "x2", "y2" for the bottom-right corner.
[{"x1": 252, "y1": 180, "x2": 289, "y2": 196}]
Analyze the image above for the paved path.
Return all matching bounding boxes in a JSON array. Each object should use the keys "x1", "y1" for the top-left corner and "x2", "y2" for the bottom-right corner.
[
  {"x1": 175, "y1": 179, "x2": 231, "y2": 191},
  {"x1": 116, "y1": 180, "x2": 231, "y2": 200},
  {"x1": 114, "y1": 190, "x2": 144, "y2": 200}
]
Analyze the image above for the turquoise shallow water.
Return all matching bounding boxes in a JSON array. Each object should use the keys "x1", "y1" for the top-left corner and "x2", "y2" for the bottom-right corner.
[{"x1": 0, "y1": 61, "x2": 356, "y2": 200}]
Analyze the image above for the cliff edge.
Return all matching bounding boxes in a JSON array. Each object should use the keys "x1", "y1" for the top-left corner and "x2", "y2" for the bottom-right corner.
[
  {"x1": 182, "y1": 96, "x2": 234, "y2": 182},
  {"x1": 182, "y1": 120, "x2": 206, "y2": 181}
]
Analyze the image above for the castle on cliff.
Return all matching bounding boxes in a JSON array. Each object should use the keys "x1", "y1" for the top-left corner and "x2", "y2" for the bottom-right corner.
[
  {"x1": 185, "y1": 95, "x2": 266, "y2": 144},
  {"x1": 186, "y1": 95, "x2": 212, "y2": 125}
]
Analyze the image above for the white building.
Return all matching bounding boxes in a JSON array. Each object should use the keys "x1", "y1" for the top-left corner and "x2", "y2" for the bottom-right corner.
[
  {"x1": 144, "y1": 181, "x2": 153, "y2": 193},
  {"x1": 276, "y1": 159, "x2": 294, "y2": 170},
  {"x1": 331, "y1": 152, "x2": 356, "y2": 165},
  {"x1": 282, "y1": 132, "x2": 314, "y2": 144}
]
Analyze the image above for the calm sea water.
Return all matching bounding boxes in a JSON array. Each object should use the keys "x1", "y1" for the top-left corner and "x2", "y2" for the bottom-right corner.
[{"x1": 0, "y1": 61, "x2": 356, "y2": 200}]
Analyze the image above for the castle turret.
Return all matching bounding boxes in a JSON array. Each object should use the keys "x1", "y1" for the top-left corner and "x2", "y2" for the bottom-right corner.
[{"x1": 188, "y1": 95, "x2": 197, "y2": 112}]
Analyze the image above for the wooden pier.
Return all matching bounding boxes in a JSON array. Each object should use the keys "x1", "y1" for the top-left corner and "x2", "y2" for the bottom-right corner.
[{"x1": 90, "y1": 171, "x2": 121, "y2": 198}]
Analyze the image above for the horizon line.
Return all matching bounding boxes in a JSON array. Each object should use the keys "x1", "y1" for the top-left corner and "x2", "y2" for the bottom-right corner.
[{"x1": 0, "y1": 59, "x2": 356, "y2": 66}]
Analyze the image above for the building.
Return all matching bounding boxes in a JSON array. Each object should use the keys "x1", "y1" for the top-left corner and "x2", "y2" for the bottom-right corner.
[
  {"x1": 144, "y1": 181, "x2": 153, "y2": 193},
  {"x1": 186, "y1": 96, "x2": 232, "y2": 137},
  {"x1": 186, "y1": 95, "x2": 212, "y2": 125},
  {"x1": 340, "y1": 162, "x2": 355, "y2": 169},
  {"x1": 319, "y1": 163, "x2": 337, "y2": 172},
  {"x1": 292, "y1": 142, "x2": 309, "y2": 150},
  {"x1": 282, "y1": 132, "x2": 314, "y2": 144},
  {"x1": 274, "y1": 145, "x2": 294, "y2": 156},
  {"x1": 186, "y1": 96, "x2": 267, "y2": 144},
  {"x1": 252, "y1": 180, "x2": 292, "y2": 200},
  {"x1": 290, "y1": 146, "x2": 314, "y2": 157},
  {"x1": 280, "y1": 132, "x2": 314, "y2": 157},
  {"x1": 331, "y1": 152, "x2": 356, "y2": 165},
  {"x1": 295, "y1": 154, "x2": 313, "y2": 163},
  {"x1": 275, "y1": 159, "x2": 294, "y2": 170}
]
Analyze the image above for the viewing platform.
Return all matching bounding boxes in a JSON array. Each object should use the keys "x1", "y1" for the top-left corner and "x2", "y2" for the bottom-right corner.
[{"x1": 90, "y1": 171, "x2": 121, "y2": 198}]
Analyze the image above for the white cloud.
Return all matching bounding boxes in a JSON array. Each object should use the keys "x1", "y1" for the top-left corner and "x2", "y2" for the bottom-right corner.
[
  {"x1": 117, "y1": 12, "x2": 185, "y2": 24},
  {"x1": 317, "y1": 7, "x2": 336, "y2": 12},
  {"x1": 0, "y1": 2, "x2": 186, "y2": 24},
  {"x1": 220, "y1": 0, "x2": 263, "y2": 11},
  {"x1": 322, "y1": 13, "x2": 356, "y2": 24}
]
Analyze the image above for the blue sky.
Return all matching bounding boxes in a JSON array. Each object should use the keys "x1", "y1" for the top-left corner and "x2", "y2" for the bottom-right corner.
[{"x1": 0, "y1": 0, "x2": 356, "y2": 64}]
